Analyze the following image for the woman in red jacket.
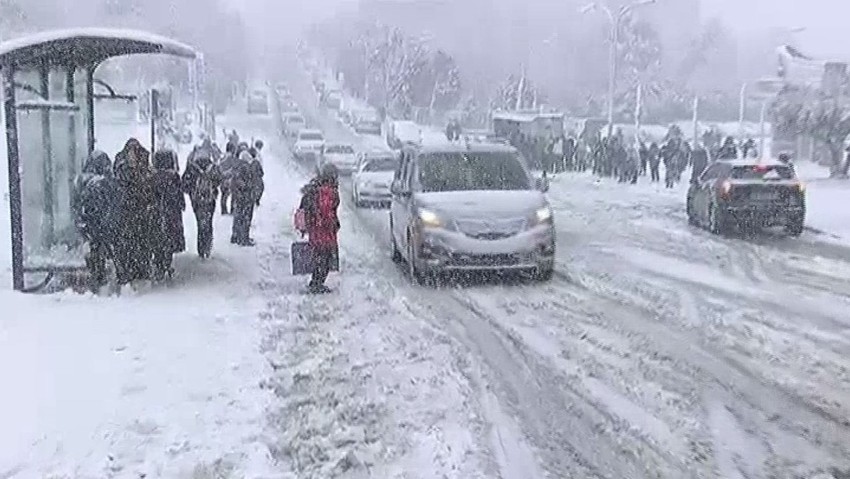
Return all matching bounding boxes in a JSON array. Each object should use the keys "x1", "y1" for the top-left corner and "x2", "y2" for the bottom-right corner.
[{"x1": 299, "y1": 163, "x2": 340, "y2": 293}]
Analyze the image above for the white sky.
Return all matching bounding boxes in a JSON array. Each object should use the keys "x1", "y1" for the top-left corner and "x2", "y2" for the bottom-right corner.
[{"x1": 702, "y1": 0, "x2": 849, "y2": 59}]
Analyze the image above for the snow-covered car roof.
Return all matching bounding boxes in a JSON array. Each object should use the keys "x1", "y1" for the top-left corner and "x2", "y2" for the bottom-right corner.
[
  {"x1": 717, "y1": 158, "x2": 789, "y2": 167},
  {"x1": 492, "y1": 111, "x2": 564, "y2": 122},
  {"x1": 0, "y1": 28, "x2": 197, "y2": 67},
  {"x1": 298, "y1": 129, "x2": 323, "y2": 136}
]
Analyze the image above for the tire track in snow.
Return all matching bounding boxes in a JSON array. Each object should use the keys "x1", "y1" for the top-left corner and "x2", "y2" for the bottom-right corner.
[
  {"x1": 280, "y1": 70, "x2": 554, "y2": 479},
  {"x1": 479, "y1": 263, "x2": 850, "y2": 477}
]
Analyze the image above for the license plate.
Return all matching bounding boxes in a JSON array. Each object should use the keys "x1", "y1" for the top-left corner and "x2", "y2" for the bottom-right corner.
[{"x1": 752, "y1": 191, "x2": 779, "y2": 200}]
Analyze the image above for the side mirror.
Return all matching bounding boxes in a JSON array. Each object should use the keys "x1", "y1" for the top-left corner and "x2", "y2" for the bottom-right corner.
[
  {"x1": 390, "y1": 180, "x2": 403, "y2": 195},
  {"x1": 535, "y1": 177, "x2": 550, "y2": 193},
  {"x1": 391, "y1": 180, "x2": 411, "y2": 197}
]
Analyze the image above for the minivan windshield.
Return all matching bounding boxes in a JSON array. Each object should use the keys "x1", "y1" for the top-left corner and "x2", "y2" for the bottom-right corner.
[{"x1": 418, "y1": 152, "x2": 531, "y2": 192}]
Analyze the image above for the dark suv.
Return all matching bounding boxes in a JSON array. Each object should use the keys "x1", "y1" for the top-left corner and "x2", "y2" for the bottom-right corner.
[
  {"x1": 389, "y1": 143, "x2": 555, "y2": 283},
  {"x1": 686, "y1": 159, "x2": 805, "y2": 236}
]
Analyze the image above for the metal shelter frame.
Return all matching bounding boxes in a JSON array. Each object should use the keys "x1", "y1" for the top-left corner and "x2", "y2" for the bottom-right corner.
[{"x1": 0, "y1": 28, "x2": 197, "y2": 291}]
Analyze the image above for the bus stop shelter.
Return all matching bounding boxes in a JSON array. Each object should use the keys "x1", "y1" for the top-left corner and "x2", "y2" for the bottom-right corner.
[{"x1": 0, "y1": 28, "x2": 197, "y2": 291}]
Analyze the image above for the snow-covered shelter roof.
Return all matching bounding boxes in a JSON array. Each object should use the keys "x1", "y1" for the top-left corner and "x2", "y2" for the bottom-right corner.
[
  {"x1": 492, "y1": 111, "x2": 565, "y2": 123},
  {"x1": 0, "y1": 28, "x2": 197, "y2": 68}
]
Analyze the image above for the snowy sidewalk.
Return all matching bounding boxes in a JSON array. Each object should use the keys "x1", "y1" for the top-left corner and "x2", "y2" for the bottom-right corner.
[{"x1": 0, "y1": 119, "x2": 280, "y2": 477}]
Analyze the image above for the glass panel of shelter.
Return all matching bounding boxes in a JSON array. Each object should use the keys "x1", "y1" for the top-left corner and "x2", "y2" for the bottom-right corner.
[{"x1": 15, "y1": 65, "x2": 89, "y2": 270}]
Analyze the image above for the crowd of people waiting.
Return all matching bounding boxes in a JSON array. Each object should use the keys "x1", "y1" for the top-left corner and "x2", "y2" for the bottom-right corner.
[
  {"x1": 497, "y1": 124, "x2": 770, "y2": 190},
  {"x1": 71, "y1": 131, "x2": 265, "y2": 293}
]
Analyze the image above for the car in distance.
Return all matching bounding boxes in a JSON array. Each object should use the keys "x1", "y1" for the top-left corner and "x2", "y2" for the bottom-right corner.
[
  {"x1": 282, "y1": 113, "x2": 306, "y2": 138},
  {"x1": 293, "y1": 129, "x2": 325, "y2": 163},
  {"x1": 352, "y1": 151, "x2": 398, "y2": 208},
  {"x1": 686, "y1": 159, "x2": 805, "y2": 236},
  {"x1": 389, "y1": 143, "x2": 555, "y2": 283},
  {"x1": 320, "y1": 143, "x2": 358, "y2": 175},
  {"x1": 247, "y1": 89, "x2": 269, "y2": 114}
]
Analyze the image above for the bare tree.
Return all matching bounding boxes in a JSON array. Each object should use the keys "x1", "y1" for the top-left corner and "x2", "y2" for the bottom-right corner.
[{"x1": 772, "y1": 85, "x2": 850, "y2": 177}]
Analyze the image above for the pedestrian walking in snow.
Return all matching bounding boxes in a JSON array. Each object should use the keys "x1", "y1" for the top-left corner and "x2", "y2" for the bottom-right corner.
[
  {"x1": 230, "y1": 151, "x2": 262, "y2": 246},
  {"x1": 298, "y1": 163, "x2": 341, "y2": 293},
  {"x1": 648, "y1": 142, "x2": 661, "y2": 183},
  {"x1": 72, "y1": 150, "x2": 119, "y2": 291},
  {"x1": 114, "y1": 138, "x2": 156, "y2": 286},
  {"x1": 151, "y1": 149, "x2": 186, "y2": 281},
  {"x1": 183, "y1": 150, "x2": 222, "y2": 258},
  {"x1": 690, "y1": 145, "x2": 709, "y2": 184}
]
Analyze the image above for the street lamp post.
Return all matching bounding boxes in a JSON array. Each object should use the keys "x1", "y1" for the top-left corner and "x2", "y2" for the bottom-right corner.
[{"x1": 581, "y1": 0, "x2": 656, "y2": 139}]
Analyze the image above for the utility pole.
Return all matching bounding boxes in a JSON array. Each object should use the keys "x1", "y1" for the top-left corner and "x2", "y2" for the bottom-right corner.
[{"x1": 580, "y1": 0, "x2": 657, "y2": 140}]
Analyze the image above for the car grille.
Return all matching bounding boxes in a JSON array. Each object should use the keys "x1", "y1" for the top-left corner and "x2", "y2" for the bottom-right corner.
[
  {"x1": 454, "y1": 218, "x2": 527, "y2": 240},
  {"x1": 448, "y1": 253, "x2": 524, "y2": 267}
]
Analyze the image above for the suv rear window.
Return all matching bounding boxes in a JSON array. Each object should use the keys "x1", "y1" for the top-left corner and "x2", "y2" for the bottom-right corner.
[
  {"x1": 731, "y1": 165, "x2": 795, "y2": 180},
  {"x1": 418, "y1": 152, "x2": 531, "y2": 192}
]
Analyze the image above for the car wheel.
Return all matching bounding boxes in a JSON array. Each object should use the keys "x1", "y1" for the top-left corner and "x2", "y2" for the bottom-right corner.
[
  {"x1": 390, "y1": 217, "x2": 403, "y2": 263},
  {"x1": 406, "y1": 232, "x2": 428, "y2": 285},
  {"x1": 708, "y1": 203, "x2": 728, "y2": 235},
  {"x1": 534, "y1": 266, "x2": 554, "y2": 282},
  {"x1": 785, "y1": 216, "x2": 805, "y2": 237}
]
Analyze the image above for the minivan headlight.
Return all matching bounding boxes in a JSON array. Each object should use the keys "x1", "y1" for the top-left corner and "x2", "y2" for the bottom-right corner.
[
  {"x1": 535, "y1": 206, "x2": 553, "y2": 224},
  {"x1": 418, "y1": 209, "x2": 442, "y2": 228}
]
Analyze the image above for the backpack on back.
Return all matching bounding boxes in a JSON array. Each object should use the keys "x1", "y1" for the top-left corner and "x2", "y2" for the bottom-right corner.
[{"x1": 192, "y1": 164, "x2": 217, "y2": 205}]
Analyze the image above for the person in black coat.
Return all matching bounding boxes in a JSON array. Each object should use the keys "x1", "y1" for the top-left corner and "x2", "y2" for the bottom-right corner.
[
  {"x1": 72, "y1": 150, "x2": 119, "y2": 291},
  {"x1": 716, "y1": 136, "x2": 738, "y2": 160},
  {"x1": 230, "y1": 151, "x2": 262, "y2": 246},
  {"x1": 648, "y1": 142, "x2": 661, "y2": 182},
  {"x1": 183, "y1": 151, "x2": 222, "y2": 258},
  {"x1": 152, "y1": 149, "x2": 186, "y2": 281},
  {"x1": 690, "y1": 145, "x2": 709, "y2": 184},
  {"x1": 114, "y1": 138, "x2": 156, "y2": 286}
]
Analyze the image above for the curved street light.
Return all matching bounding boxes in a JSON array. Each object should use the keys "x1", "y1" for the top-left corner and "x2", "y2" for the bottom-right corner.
[{"x1": 580, "y1": 0, "x2": 656, "y2": 139}]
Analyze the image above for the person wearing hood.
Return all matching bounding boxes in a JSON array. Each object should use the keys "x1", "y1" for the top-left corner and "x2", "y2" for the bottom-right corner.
[
  {"x1": 183, "y1": 149, "x2": 222, "y2": 259},
  {"x1": 152, "y1": 149, "x2": 186, "y2": 281},
  {"x1": 253, "y1": 139, "x2": 265, "y2": 166},
  {"x1": 230, "y1": 150, "x2": 262, "y2": 246},
  {"x1": 297, "y1": 163, "x2": 340, "y2": 293},
  {"x1": 249, "y1": 146, "x2": 265, "y2": 207},
  {"x1": 187, "y1": 136, "x2": 221, "y2": 166},
  {"x1": 716, "y1": 136, "x2": 738, "y2": 160},
  {"x1": 114, "y1": 138, "x2": 156, "y2": 286},
  {"x1": 72, "y1": 150, "x2": 119, "y2": 291}
]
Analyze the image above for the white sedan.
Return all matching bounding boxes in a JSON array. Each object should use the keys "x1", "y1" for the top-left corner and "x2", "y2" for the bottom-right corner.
[
  {"x1": 321, "y1": 143, "x2": 358, "y2": 175},
  {"x1": 352, "y1": 152, "x2": 398, "y2": 208}
]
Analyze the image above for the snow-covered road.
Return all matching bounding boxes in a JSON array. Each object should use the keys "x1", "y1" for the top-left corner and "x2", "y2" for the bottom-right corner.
[
  {"x1": 287, "y1": 66, "x2": 850, "y2": 478},
  {"x1": 2, "y1": 69, "x2": 850, "y2": 478}
]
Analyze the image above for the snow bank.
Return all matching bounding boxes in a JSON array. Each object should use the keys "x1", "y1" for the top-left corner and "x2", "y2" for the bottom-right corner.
[
  {"x1": 795, "y1": 161, "x2": 850, "y2": 244},
  {"x1": 0, "y1": 116, "x2": 279, "y2": 478}
]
